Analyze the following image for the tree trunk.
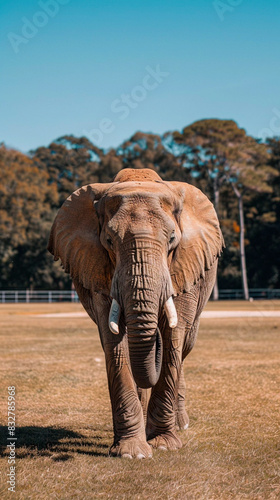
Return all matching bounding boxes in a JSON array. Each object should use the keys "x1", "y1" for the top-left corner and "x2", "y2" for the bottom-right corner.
[
  {"x1": 212, "y1": 280, "x2": 219, "y2": 301},
  {"x1": 238, "y1": 195, "x2": 249, "y2": 300},
  {"x1": 212, "y1": 178, "x2": 220, "y2": 300},
  {"x1": 233, "y1": 185, "x2": 249, "y2": 300}
]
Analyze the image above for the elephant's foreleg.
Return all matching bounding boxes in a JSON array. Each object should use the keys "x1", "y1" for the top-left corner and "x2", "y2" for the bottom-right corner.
[
  {"x1": 146, "y1": 294, "x2": 199, "y2": 450},
  {"x1": 105, "y1": 342, "x2": 152, "y2": 458},
  {"x1": 146, "y1": 326, "x2": 183, "y2": 450},
  {"x1": 92, "y1": 294, "x2": 152, "y2": 458}
]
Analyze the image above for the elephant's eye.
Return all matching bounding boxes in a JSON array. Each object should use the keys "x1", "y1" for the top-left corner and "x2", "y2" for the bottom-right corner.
[
  {"x1": 169, "y1": 233, "x2": 175, "y2": 244},
  {"x1": 106, "y1": 236, "x2": 113, "y2": 247}
]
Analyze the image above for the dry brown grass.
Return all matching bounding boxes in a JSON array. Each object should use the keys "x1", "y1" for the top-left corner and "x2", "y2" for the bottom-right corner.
[{"x1": 0, "y1": 302, "x2": 279, "y2": 499}]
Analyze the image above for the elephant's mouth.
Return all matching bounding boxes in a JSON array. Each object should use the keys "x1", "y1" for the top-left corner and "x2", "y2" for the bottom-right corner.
[
  {"x1": 109, "y1": 297, "x2": 177, "y2": 335},
  {"x1": 108, "y1": 297, "x2": 177, "y2": 389}
]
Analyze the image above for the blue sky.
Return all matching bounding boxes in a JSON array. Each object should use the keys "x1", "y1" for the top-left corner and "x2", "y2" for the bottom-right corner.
[{"x1": 1, "y1": 0, "x2": 280, "y2": 152}]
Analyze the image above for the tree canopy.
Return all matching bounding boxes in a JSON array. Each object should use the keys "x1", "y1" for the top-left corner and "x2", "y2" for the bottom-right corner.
[{"x1": 0, "y1": 120, "x2": 279, "y2": 292}]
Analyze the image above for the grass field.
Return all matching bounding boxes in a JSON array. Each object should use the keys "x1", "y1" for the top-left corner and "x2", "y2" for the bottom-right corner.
[{"x1": 0, "y1": 301, "x2": 279, "y2": 499}]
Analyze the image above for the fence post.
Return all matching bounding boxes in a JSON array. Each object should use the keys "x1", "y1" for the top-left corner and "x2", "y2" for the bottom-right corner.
[{"x1": 71, "y1": 283, "x2": 75, "y2": 302}]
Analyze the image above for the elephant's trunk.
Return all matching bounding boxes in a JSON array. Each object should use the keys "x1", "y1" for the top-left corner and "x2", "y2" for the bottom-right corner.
[
  {"x1": 110, "y1": 237, "x2": 175, "y2": 389},
  {"x1": 124, "y1": 300, "x2": 163, "y2": 389}
]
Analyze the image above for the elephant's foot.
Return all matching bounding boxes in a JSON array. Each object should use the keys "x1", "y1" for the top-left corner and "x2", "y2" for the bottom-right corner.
[
  {"x1": 147, "y1": 430, "x2": 182, "y2": 451},
  {"x1": 109, "y1": 436, "x2": 152, "y2": 459},
  {"x1": 176, "y1": 408, "x2": 189, "y2": 431}
]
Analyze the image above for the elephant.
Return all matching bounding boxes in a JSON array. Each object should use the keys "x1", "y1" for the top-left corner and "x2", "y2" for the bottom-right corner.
[{"x1": 48, "y1": 168, "x2": 224, "y2": 459}]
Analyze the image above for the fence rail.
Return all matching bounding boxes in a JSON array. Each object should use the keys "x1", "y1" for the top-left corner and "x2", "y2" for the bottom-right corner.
[
  {"x1": 0, "y1": 290, "x2": 79, "y2": 303},
  {"x1": 218, "y1": 289, "x2": 280, "y2": 300},
  {"x1": 0, "y1": 289, "x2": 280, "y2": 303}
]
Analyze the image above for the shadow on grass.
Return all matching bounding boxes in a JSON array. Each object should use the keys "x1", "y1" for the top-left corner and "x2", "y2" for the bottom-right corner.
[{"x1": 0, "y1": 426, "x2": 110, "y2": 459}]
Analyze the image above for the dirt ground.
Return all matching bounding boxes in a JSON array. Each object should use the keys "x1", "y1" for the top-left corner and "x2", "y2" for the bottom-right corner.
[{"x1": 0, "y1": 301, "x2": 279, "y2": 499}]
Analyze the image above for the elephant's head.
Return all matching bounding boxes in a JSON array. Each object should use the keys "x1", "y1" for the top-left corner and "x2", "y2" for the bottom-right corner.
[{"x1": 48, "y1": 169, "x2": 223, "y2": 389}]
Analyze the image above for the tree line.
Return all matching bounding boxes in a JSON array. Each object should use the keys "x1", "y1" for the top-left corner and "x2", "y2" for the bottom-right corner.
[{"x1": 0, "y1": 119, "x2": 279, "y2": 296}]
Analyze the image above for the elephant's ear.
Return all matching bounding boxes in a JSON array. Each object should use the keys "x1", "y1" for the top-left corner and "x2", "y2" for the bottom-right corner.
[
  {"x1": 48, "y1": 184, "x2": 113, "y2": 294},
  {"x1": 169, "y1": 182, "x2": 224, "y2": 294}
]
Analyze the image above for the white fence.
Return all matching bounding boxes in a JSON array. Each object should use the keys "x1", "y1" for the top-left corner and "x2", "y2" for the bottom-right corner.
[
  {"x1": 219, "y1": 289, "x2": 280, "y2": 300},
  {"x1": 0, "y1": 289, "x2": 280, "y2": 303},
  {"x1": 0, "y1": 290, "x2": 79, "y2": 303}
]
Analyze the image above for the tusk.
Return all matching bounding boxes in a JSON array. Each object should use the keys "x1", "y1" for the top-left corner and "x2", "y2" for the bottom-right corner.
[
  {"x1": 109, "y1": 299, "x2": 121, "y2": 334},
  {"x1": 164, "y1": 296, "x2": 178, "y2": 329}
]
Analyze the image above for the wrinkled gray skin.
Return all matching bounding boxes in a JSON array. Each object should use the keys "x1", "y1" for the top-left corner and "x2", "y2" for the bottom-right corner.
[{"x1": 48, "y1": 169, "x2": 223, "y2": 459}]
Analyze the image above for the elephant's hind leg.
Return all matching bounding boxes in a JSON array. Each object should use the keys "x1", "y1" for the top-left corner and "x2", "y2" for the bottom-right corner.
[
  {"x1": 137, "y1": 387, "x2": 151, "y2": 426},
  {"x1": 175, "y1": 364, "x2": 189, "y2": 430},
  {"x1": 175, "y1": 318, "x2": 200, "y2": 431}
]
